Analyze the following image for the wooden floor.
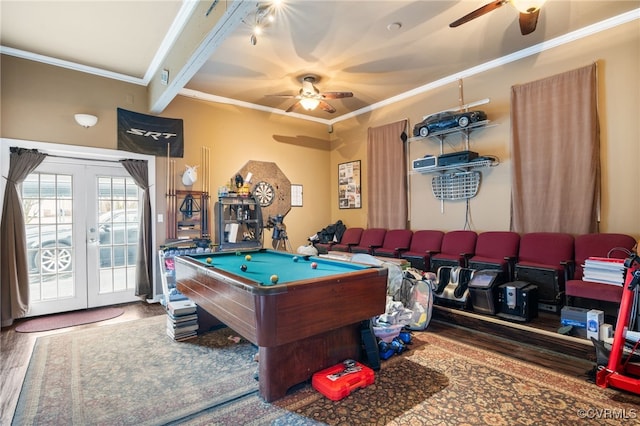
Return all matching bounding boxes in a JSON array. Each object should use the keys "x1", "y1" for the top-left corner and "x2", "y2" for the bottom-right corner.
[
  {"x1": 0, "y1": 301, "x2": 166, "y2": 426},
  {"x1": 1, "y1": 301, "x2": 600, "y2": 425}
]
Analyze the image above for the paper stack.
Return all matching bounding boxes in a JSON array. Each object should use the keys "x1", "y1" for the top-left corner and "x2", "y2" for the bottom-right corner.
[
  {"x1": 582, "y1": 257, "x2": 626, "y2": 286},
  {"x1": 166, "y1": 300, "x2": 198, "y2": 341}
]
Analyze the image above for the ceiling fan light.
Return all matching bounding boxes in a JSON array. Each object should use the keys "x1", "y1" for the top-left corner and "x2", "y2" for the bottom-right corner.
[
  {"x1": 511, "y1": 0, "x2": 546, "y2": 14},
  {"x1": 300, "y1": 98, "x2": 320, "y2": 110}
]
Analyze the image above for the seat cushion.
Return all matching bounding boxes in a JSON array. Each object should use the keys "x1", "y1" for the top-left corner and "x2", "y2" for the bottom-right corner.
[{"x1": 565, "y1": 279, "x2": 623, "y2": 303}]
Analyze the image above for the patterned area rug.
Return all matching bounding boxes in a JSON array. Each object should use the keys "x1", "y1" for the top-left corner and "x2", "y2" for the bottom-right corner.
[
  {"x1": 180, "y1": 332, "x2": 640, "y2": 426},
  {"x1": 12, "y1": 316, "x2": 259, "y2": 426},
  {"x1": 14, "y1": 316, "x2": 640, "y2": 425}
]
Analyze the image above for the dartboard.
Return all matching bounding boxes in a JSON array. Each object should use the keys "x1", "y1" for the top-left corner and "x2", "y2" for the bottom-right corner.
[{"x1": 254, "y1": 181, "x2": 275, "y2": 207}]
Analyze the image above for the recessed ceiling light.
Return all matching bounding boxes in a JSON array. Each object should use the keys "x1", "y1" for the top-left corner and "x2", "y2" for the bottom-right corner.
[{"x1": 387, "y1": 22, "x2": 402, "y2": 31}]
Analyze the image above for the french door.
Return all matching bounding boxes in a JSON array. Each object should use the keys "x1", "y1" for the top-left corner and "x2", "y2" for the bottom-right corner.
[{"x1": 23, "y1": 157, "x2": 141, "y2": 317}]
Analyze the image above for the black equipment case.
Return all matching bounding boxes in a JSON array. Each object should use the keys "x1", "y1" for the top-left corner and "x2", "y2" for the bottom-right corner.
[{"x1": 468, "y1": 269, "x2": 504, "y2": 315}]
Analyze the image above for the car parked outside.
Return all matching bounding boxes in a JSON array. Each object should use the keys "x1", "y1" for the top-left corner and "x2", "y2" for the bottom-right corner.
[{"x1": 26, "y1": 209, "x2": 139, "y2": 274}]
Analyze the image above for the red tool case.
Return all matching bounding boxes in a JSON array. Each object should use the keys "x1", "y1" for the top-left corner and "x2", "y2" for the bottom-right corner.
[{"x1": 311, "y1": 361, "x2": 375, "y2": 401}]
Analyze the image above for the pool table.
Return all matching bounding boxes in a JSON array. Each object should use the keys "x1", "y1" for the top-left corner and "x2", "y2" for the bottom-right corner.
[{"x1": 174, "y1": 249, "x2": 388, "y2": 402}]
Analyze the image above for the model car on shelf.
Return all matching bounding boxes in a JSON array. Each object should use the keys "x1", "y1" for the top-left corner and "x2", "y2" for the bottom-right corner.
[{"x1": 413, "y1": 110, "x2": 488, "y2": 137}]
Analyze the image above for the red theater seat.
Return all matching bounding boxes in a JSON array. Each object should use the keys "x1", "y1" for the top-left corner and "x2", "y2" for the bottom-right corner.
[
  {"x1": 468, "y1": 231, "x2": 520, "y2": 281},
  {"x1": 401, "y1": 230, "x2": 444, "y2": 271},
  {"x1": 565, "y1": 233, "x2": 637, "y2": 306},
  {"x1": 330, "y1": 227, "x2": 363, "y2": 252},
  {"x1": 373, "y1": 229, "x2": 413, "y2": 258},
  {"x1": 514, "y1": 232, "x2": 574, "y2": 312},
  {"x1": 350, "y1": 228, "x2": 387, "y2": 255},
  {"x1": 430, "y1": 230, "x2": 477, "y2": 271}
]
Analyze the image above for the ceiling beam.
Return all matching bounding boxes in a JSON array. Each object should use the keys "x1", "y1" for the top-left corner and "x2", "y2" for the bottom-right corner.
[{"x1": 148, "y1": 0, "x2": 255, "y2": 114}]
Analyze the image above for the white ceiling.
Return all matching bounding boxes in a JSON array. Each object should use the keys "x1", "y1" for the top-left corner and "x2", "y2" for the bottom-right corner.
[{"x1": 1, "y1": 1, "x2": 639, "y2": 123}]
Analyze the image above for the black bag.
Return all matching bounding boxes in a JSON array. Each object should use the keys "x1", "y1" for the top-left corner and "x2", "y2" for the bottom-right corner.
[{"x1": 315, "y1": 220, "x2": 346, "y2": 244}]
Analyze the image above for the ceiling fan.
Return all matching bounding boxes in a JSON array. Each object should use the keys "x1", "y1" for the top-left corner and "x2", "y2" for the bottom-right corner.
[
  {"x1": 268, "y1": 75, "x2": 353, "y2": 113},
  {"x1": 449, "y1": 0, "x2": 547, "y2": 36}
]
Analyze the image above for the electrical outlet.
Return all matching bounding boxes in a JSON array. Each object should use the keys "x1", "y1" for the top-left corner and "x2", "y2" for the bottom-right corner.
[{"x1": 161, "y1": 69, "x2": 169, "y2": 85}]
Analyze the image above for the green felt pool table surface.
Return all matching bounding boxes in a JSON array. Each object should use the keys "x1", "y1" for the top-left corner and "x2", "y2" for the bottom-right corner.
[{"x1": 185, "y1": 249, "x2": 369, "y2": 286}]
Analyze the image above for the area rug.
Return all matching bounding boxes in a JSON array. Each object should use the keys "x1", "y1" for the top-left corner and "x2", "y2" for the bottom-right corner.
[
  {"x1": 15, "y1": 307, "x2": 125, "y2": 333},
  {"x1": 179, "y1": 332, "x2": 640, "y2": 426},
  {"x1": 12, "y1": 315, "x2": 259, "y2": 425}
]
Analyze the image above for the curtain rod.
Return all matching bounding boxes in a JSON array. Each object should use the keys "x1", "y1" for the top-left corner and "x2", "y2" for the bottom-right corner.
[{"x1": 10, "y1": 146, "x2": 141, "y2": 164}]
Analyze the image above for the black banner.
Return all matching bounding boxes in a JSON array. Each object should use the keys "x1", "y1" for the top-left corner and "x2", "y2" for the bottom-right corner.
[{"x1": 117, "y1": 108, "x2": 184, "y2": 157}]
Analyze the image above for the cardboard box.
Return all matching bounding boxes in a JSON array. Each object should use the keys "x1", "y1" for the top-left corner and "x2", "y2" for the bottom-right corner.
[
  {"x1": 587, "y1": 309, "x2": 604, "y2": 340},
  {"x1": 560, "y1": 306, "x2": 588, "y2": 328}
]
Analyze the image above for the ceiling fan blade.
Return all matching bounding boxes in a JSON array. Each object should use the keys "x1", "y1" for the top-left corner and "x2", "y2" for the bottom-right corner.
[
  {"x1": 518, "y1": 9, "x2": 540, "y2": 35},
  {"x1": 285, "y1": 101, "x2": 300, "y2": 113},
  {"x1": 321, "y1": 91, "x2": 353, "y2": 100},
  {"x1": 449, "y1": 0, "x2": 508, "y2": 28},
  {"x1": 318, "y1": 100, "x2": 336, "y2": 113}
]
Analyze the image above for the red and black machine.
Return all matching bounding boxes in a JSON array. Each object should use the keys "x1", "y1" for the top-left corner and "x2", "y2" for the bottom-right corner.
[{"x1": 596, "y1": 252, "x2": 640, "y2": 394}]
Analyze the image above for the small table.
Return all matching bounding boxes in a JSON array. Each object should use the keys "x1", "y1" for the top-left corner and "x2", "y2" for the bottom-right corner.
[{"x1": 175, "y1": 249, "x2": 388, "y2": 402}]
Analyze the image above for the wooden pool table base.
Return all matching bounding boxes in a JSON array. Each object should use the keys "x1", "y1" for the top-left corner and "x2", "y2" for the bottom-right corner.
[{"x1": 175, "y1": 253, "x2": 387, "y2": 402}]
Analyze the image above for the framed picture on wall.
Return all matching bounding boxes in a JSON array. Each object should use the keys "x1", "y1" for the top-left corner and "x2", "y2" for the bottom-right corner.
[{"x1": 338, "y1": 160, "x2": 361, "y2": 209}]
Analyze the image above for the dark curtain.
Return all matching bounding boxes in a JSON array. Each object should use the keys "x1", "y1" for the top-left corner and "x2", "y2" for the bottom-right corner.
[
  {"x1": 1, "y1": 149, "x2": 47, "y2": 326},
  {"x1": 120, "y1": 159, "x2": 152, "y2": 299},
  {"x1": 367, "y1": 120, "x2": 409, "y2": 229},
  {"x1": 510, "y1": 64, "x2": 599, "y2": 234}
]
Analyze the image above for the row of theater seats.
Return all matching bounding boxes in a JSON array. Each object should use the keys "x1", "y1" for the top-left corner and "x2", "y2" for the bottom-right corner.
[{"x1": 313, "y1": 228, "x2": 637, "y2": 311}]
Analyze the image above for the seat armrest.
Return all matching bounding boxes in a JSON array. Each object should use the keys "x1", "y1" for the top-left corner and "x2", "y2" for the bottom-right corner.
[
  {"x1": 426, "y1": 250, "x2": 440, "y2": 256},
  {"x1": 561, "y1": 260, "x2": 575, "y2": 283},
  {"x1": 459, "y1": 252, "x2": 474, "y2": 268},
  {"x1": 504, "y1": 256, "x2": 517, "y2": 281}
]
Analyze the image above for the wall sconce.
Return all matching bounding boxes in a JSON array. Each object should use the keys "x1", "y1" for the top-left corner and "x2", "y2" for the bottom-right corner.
[{"x1": 74, "y1": 114, "x2": 98, "y2": 128}]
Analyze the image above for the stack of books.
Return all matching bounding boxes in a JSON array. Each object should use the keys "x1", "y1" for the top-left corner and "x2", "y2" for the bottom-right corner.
[
  {"x1": 582, "y1": 257, "x2": 627, "y2": 286},
  {"x1": 166, "y1": 300, "x2": 198, "y2": 341}
]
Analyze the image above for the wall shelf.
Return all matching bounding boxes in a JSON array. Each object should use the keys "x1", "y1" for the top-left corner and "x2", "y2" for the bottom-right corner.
[
  {"x1": 411, "y1": 158, "x2": 498, "y2": 174},
  {"x1": 409, "y1": 112, "x2": 499, "y2": 203},
  {"x1": 408, "y1": 120, "x2": 494, "y2": 143},
  {"x1": 166, "y1": 190, "x2": 210, "y2": 241},
  {"x1": 215, "y1": 195, "x2": 264, "y2": 251}
]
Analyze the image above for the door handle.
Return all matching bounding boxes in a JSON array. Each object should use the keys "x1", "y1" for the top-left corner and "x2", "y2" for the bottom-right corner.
[{"x1": 88, "y1": 227, "x2": 97, "y2": 243}]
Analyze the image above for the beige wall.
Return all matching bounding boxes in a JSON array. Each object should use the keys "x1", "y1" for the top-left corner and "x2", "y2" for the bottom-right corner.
[
  {"x1": 2, "y1": 19, "x2": 639, "y2": 255},
  {"x1": 330, "y1": 20, "x2": 640, "y2": 240},
  {"x1": 157, "y1": 96, "x2": 333, "y2": 248},
  {"x1": 0, "y1": 56, "x2": 333, "y2": 251}
]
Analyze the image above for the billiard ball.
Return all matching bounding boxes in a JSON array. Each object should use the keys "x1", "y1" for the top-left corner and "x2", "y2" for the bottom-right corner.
[
  {"x1": 311, "y1": 262, "x2": 318, "y2": 269},
  {"x1": 240, "y1": 264, "x2": 247, "y2": 272},
  {"x1": 235, "y1": 251, "x2": 242, "y2": 256},
  {"x1": 270, "y1": 274, "x2": 279, "y2": 284},
  {"x1": 292, "y1": 256, "x2": 299, "y2": 262},
  {"x1": 245, "y1": 254, "x2": 252, "y2": 261},
  {"x1": 206, "y1": 257, "x2": 212, "y2": 264}
]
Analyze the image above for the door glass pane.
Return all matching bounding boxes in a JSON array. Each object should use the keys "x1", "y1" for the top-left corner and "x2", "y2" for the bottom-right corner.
[
  {"x1": 97, "y1": 176, "x2": 140, "y2": 294},
  {"x1": 22, "y1": 173, "x2": 75, "y2": 302}
]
